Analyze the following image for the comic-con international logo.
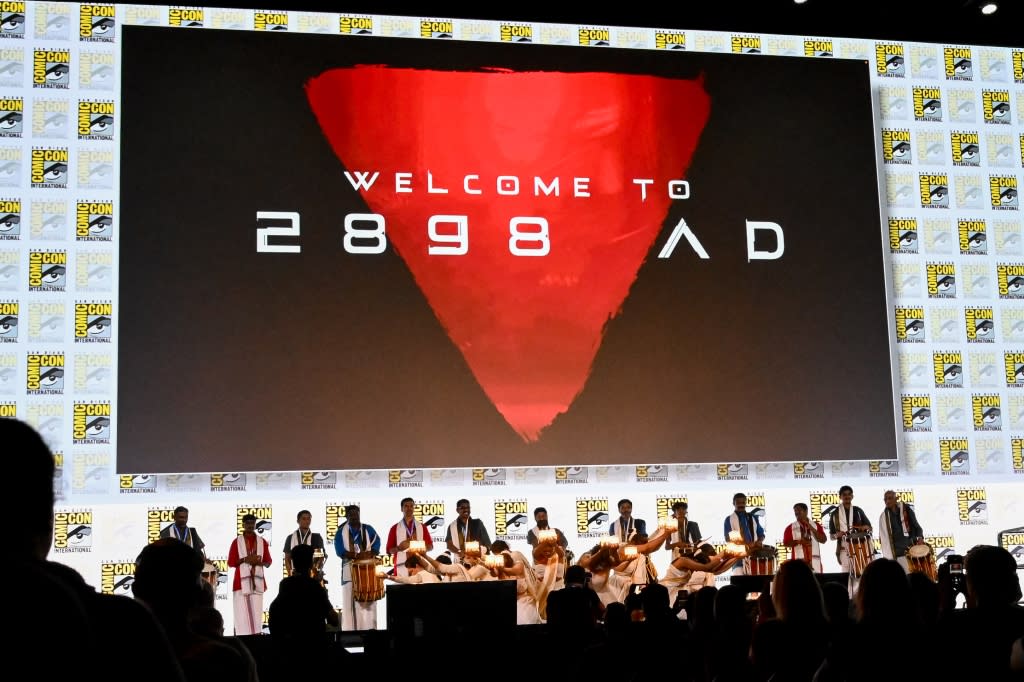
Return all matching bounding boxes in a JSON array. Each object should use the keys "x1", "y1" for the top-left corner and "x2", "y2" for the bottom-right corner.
[
  {"x1": 868, "y1": 460, "x2": 899, "y2": 477},
  {"x1": 0, "y1": 199, "x2": 18, "y2": 239},
  {"x1": 26, "y1": 302, "x2": 63, "y2": 342},
  {"x1": 338, "y1": 15, "x2": 372, "y2": 35},
  {"x1": 998, "y1": 527, "x2": 1024, "y2": 568},
  {"x1": 210, "y1": 473, "x2": 245, "y2": 492},
  {"x1": 494, "y1": 500, "x2": 528, "y2": 540},
  {"x1": 79, "y1": 51, "x2": 114, "y2": 90},
  {"x1": 576, "y1": 497, "x2": 609, "y2": 538},
  {"x1": 0, "y1": 301, "x2": 15, "y2": 342},
  {"x1": 635, "y1": 465, "x2": 669, "y2": 482},
  {"x1": 0, "y1": 401, "x2": 14, "y2": 417},
  {"x1": 956, "y1": 487, "x2": 987, "y2": 524},
  {"x1": 926, "y1": 262, "x2": 955, "y2": 297},
  {"x1": 882, "y1": 129, "x2": 911, "y2": 164},
  {"x1": 74, "y1": 302, "x2": 112, "y2": 342},
  {"x1": 803, "y1": 39, "x2": 832, "y2": 57},
  {"x1": 76, "y1": 251, "x2": 112, "y2": 291},
  {"x1": 236, "y1": 506, "x2": 272, "y2": 543},
  {"x1": 28, "y1": 250, "x2": 65, "y2": 291},
  {"x1": 729, "y1": 35, "x2": 761, "y2": 54},
  {"x1": 324, "y1": 504, "x2": 347, "y2": 543},
  {"x1": 895, "y1": 307, "x2": 925, "y2": 342},
  {"x1": 1014, "y1": 438, "x2": 1024, "y2": 475},
  {"x1": 933, "y1": 351, "x2": 963, "y2": 388},
  {"x1": 0, "y1": 2, "x2": 24, "y2": 39},
  {"x1": 75, "y1": 200, "x2": 112, "y2": 241},
  {"x1": 101, "y1": 561, "x2": 135, "y2": 595},
  {"x1": 118, "y1": 474, "x2": 155, "y2": 494},
  {"x1": 875, "y1": 43, "x2": 905, "y2": 77},
  {"x1": 500, "y1": 23, "x2": 533, "y2": 43},
  {"x1": 716, "y1": 464, "x2": 748, "y2": 481},
  {"x1": 30, "y1": 148, "x2": 67, "y2": 188},
  {"x1": 925, "y1": 535, "x2": 957, "y2": 563},
  {"x1": 26, "y1": 352, "x2": 63, "y2": 394},
  {"x1": 146, "y1": 508, "x2": 175, "y2": 543},
  {"x1": 168, "y1": 7, "x2": 203, "y2": 27},
  {"x1": 412, "y1": 500, "x2": 445, "y2": 539},
  {"x1": 1005, "y1": 352, "x2": 1024, "y2": 387},
  {"x1": 655, "y1": 496, "x2": 688, "y2": 522},
  {"x1": 792, "y1": 462, "x2": 824, "y2": 479},
  {"x1": 79, "y1": 4, "x2": 114, "y2": 42},
  {"x1": 388, "y1": 469, "x2": 423, "y2": 487},
  {"x1": 950, "y1": 131, "x2": 980, "y2": 167},
  {"x1": 0, "y1": 146, "x2": 21, "y2": 188},
  {"x1": 956, "y1": 219, "x2": 986, "y2": 255},
  {"x1": 32, "y1": 49, "x2": 69, "y2": 89},
  {"x1": 965, "y1": 307, "x2": 994, "y2": 342},
  {"x1": 919, "y1": 174, "x2": 948, "y2": 208},
  {"x1": 253, "y1": 11, "x2": 287, "y2": 31},
  {"x1": 300, "y1": 471, "x2": 336, "y2": 489},
  {"x1": 989, "y1": 176, "x2": 1018, "y2": 211},
  {"x1": 0, "y1": 48, "x2": 22, "y2": 88},
  {"x1": 472, "y1": 468, "x2": 506, "y2": 486},
  {"x1": 982, "y1": 90, "x2": 1011, "y2": 125},
  {"x1": 53, "y1": 510, "x2": 92, "y2": 553},
  {"x1": 971, "y1": 394, "x2": 1001, "y2": 431},
  {"x1": 997, "y1": 264, "x2": 1024, "y2": 299},
  {"x1": 912, "y1": 87, "x2": 941, "y2": 121},
  {"x1": 901, "y1": 394, "x2": 932, "y2": 432},
  {"x1": 809, "y1": 492, "x2": 840, "y2": 524},
  {"x1": 554, "y1": 466, "x2": 588, "y2": 485},
  {"x1": 654, "y1": 30, "x2": 685, "y2": 50},
  {"x1": 77, "y1": 100, "x2": 113, "y2": 140},
  {"x1": 939, "y1": 438, "x2": 970, "y2": 475},
  {"x1": 943, "y1": 46, "x2": 972, "y2": 80},
  {"x1": 888, "y1": 217, "x2": 916, "y2": 251},
  {"x1": 0, "y1": 97, "x2": 21, "y2": 137},
  {"x1": 420, "y1": 19, "x2": 453, "y2": 39},
  {"x1": 31, "y1": 98, "x2": 68, "y2": 140},
  {"x1": 578, "y1": 27, "x2": 610, "y2": 47},
  {"x1": 72, "y1": 401, "x2": 110, "y2": 444}
]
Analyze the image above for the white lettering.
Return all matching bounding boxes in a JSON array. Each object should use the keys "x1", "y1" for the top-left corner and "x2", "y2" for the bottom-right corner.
[{"x1": 746, "y1": 220, "x2": 785, "y2": 261}]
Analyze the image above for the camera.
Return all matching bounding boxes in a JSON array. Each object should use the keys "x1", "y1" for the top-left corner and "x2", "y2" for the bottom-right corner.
[{"x1": 943, "y1": 553, "x2": 968, "y2": 609}]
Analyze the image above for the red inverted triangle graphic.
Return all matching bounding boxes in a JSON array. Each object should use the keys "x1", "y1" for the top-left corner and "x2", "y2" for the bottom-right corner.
[{"x1": 306, "y1": 66, "x2": 710, "y2": 442}]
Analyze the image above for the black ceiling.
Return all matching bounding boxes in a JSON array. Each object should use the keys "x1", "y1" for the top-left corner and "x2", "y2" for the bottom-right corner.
[{"x1": 130, "y1": 1, "x2": 1024, "y2": 48}]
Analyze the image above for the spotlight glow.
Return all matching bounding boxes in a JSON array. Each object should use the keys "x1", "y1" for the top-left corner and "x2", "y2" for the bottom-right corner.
[{"x1": 980, "y1": 2, "x2": 998, "y2": 14}]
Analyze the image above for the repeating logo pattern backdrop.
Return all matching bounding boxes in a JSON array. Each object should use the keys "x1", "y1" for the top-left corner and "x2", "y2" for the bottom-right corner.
[{"x1": 0, "y1": 4, "x2": 1018, "y2": 629}]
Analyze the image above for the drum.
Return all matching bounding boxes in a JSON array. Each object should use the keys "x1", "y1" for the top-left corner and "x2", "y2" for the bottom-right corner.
[
  {"x1": 743, "y1": 552, "x2": 777, "y2": 576},
  {"x1": 905, "y1": 543, "x2": 937, "y2": 581},
  {"x1": 846, "y1": 531, "x2": 874, "y2": 578},
  {"x1": 351, "y1": 558, "x2": 385, "y2": 602}
]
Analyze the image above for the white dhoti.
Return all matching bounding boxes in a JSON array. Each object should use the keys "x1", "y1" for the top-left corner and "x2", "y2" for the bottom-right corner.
[
  {"x1": 516, "y1": 589, "x2": 542, "y2": 625},
  {"x1": 340, "y1": 582, "x2": 378, "y2": 631},
  {"x1": 233, "y1": 591, "x2": 263, "y2": 635},
  {"x1": 661, "y1": 564, "x2": 691, "y2": 605}
]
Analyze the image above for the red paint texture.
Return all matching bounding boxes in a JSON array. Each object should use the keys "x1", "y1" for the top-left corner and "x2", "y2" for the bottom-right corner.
[{"x1": 307, "y1": 66, "x2": 710, "y2": 441}]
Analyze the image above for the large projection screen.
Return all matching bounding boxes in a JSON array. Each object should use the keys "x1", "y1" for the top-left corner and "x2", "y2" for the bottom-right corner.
[{"x1": 117, "y1": 26, "x2": 896, "y2": 473}]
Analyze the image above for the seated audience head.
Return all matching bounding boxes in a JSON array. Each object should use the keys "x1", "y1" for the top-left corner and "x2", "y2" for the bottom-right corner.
[
  {"x1": 290, "y1": 543, "x2": 314, "y2": 576},
  {"x1": 564, "y1": 565, "x2": 587, "y2": 586},
  {"x1": 855, "y1": 558, "x2": 914, "y2": 625},
  {"x1": 5, "y1": 418, "x2": 56, "y2": 559},
  {"x1": 965, "y1": 545, "x2": 1022, "y2": 608},
  {"x1": 772, "y1": 559, "x2": 826, "y2": 624},
  {"x1": 133, "y1": 537, "x2": 206, "y2": 624}
]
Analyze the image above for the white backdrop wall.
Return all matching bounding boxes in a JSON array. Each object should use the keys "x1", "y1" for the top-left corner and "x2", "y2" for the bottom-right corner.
[{"x1": 0, "y1": 3, "x2": 1020, "y2": 632}]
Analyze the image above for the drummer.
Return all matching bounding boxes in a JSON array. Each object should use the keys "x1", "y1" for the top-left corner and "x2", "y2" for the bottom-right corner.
[
  {"x1": 828, "y1": 485, "x2": 872, "y2": 580},
  {"x1": 878, "y1": 490, "x2": 924, "y2": 572},
  {"x1": 333, "y1": 504, "x2": 382, "y2": 631},
  {"x1": 724, "y1": 493, "x2": 766, "y2": 575}
]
